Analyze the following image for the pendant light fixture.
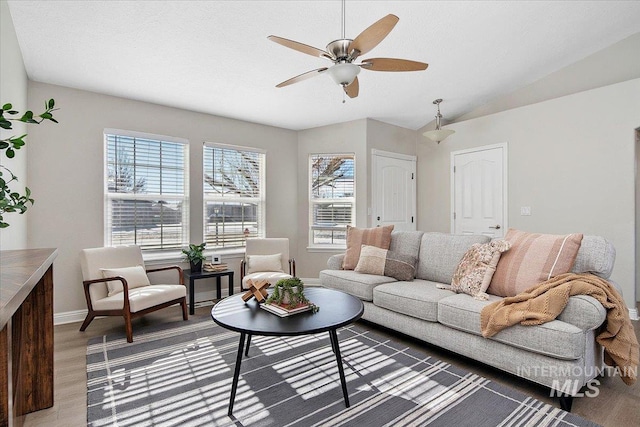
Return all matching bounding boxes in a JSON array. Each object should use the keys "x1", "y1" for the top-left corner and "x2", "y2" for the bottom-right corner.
[{"x1": 423, "y1": 99, "x2": 455, "y2": 144}]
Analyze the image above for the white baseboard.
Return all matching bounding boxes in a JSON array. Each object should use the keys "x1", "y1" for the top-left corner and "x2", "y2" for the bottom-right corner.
[
  {"x1": 54, "y1": 309, "x2": 87, "y2": 325},
  {"x1": 629, "y1": 308, "x2": 639, "y2": 321}
]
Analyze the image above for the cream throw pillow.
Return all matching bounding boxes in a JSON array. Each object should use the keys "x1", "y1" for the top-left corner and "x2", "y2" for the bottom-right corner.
[
  {"x1": 438, "y1": 240, "x2": 511, "y2": 300},
  {"x1": 354, "y1": 245, "x2": 417, "y2": 281},
  {"x1": 101, "y1": 265, "x2": 151, "y2": 297},
  {"x1": 247, "y1": 253, "x2": 283, "y2": 274}
]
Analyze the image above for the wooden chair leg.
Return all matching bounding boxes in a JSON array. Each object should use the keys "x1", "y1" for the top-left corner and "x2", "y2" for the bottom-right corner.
[
  {"x1": 123, "y1": 311, "x2": 133, "y2": 343},
  {"x1": 180, "y1": 298, "x2": 188, "y2": 320},
  {"x1": 79, "y1": 311, "x2": 96, "y2": 331}
]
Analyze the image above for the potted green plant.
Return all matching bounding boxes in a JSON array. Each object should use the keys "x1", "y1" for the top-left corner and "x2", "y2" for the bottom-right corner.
[
  {"x1": 182, "y1": 243, "x2": 206, "y2": 273},
  {"x1": 266, "y1": 277, "x2": 319, "y2": 312},
  {"x1": 0, "y1": 99, "x2": 57, "y2": 228}
]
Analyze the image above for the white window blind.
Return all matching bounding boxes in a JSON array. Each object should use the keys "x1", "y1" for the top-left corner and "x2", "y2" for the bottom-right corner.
[
  {"x1": 309, "y1": 154, "x2": 355, "y2": 246},
  {"x1": 203, "y1": 144, "x2": 265, "y2": 248},
  {"x1": 105, "y1": 132, "x2": 189, "y2": 251}
]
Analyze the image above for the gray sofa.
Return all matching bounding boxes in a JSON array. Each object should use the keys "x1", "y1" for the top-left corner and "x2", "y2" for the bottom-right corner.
[{"x1": 319, "y1": 231, "x2": 616, "y2": 409}]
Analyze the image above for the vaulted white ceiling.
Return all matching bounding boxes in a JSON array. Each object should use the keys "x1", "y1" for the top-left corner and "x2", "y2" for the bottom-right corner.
[{"x1": 7, "y1": 1, "x2": 640, "y2": 131}]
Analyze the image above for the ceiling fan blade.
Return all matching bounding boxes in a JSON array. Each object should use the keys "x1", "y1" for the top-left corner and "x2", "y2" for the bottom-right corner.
[
  {"x1": 344, "y1": 77, "x2": 359, "y2": 98},
  {"x1": 276, "y1": 68, "x2": 328, "y2": 88},
  {"x1": 349, "y1": 14, "x2": 399, "y2": 57},
  {"x1": 268, "y1": 35, "x2": 331, "y2": 59},
  {"x1": 360, "y1": 58, "x2": 428, "y2": 72}
]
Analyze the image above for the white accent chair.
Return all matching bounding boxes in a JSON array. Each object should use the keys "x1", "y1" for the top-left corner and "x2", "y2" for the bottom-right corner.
[
  {"x1": 240, "y1": 238, "x2": 296, "y2": 291},
  {"x1": 79, "y1": 246, "x2": 188, "y2": 342}
]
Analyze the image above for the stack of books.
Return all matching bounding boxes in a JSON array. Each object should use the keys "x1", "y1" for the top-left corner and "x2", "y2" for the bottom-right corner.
[
  {"x1": 260, "y1": 302, "x2": 313, "y2": 317},
  {"x1": 203, "y1": 263, "x2": 228, "y2": 272}
]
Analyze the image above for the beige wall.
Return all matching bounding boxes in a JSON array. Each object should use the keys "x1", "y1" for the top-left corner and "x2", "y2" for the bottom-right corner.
[
  {"x1": 0, "y1": 0, "x2": 28, "y2": 249},
  {"x1": 295, "y1": 118, "x2": 417, "y2": 278},
  {"x1": 296, "y1": 119, "x2": 367, "y2": 277},
  {"x1": 26, "y1": 82, "x2": 298, "y2": 314},
  {"x1": 417, "y1": 78, "x2": 640, "y2": 308}
]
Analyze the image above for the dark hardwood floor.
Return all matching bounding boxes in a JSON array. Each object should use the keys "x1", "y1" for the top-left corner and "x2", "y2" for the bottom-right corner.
[{"x1": 22, "y1": 303, "x2": 640, "y2": 426}]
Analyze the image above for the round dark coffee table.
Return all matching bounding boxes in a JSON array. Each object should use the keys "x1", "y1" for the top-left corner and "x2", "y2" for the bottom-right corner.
[{"x1": 211, "y1": 287, "x2": 364, "y2": 416}]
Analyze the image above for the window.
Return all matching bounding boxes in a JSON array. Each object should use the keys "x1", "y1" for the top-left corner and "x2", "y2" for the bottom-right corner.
[
  {"x1": 309, "y1": 154, "x2": 355, "y2": 247},
  {"x1": 105, "y1": 130, "x2": 189, "y2": 251},
  {"x1": 203, "y1": 143, "x2": 265, "y2": 248}
]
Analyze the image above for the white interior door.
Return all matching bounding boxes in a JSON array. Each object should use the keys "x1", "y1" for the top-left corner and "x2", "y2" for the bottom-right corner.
[
  {"x1": 451, "y1": 144, "x2": 507, "y2": 237},
  {"x1": 372, "y1": 150, "x2": 416, "y2": 231}
]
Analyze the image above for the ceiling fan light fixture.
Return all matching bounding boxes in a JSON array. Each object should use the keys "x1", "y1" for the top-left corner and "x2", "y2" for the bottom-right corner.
[
  {"x1": 327, "y1": 62, "x2": 361, "y2": 86},
  {"x1": 423, "y1": 98, "x2": 455, "y2": 144}
]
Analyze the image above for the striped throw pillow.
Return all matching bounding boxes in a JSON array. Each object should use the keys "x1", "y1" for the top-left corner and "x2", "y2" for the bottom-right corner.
[
  {"x1": 488, "y1": 229, "x2": 583, "y2": 297},
  {"x1": 342, "y1": 225, "x2": 394, "y2": 270}
]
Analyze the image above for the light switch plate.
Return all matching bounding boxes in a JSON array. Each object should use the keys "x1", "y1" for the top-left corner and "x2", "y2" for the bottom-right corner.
[{"x1": 520, "y1": 206, "x2": 531, "y2": 216}]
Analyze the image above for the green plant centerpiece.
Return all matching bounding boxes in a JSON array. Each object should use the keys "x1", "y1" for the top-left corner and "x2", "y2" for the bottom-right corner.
[
  {"x1": 0, "y1": 99, "x2": 58, "y2": 228},
  {"x1": 266, "y1": 277, "x2": 319, "y2": 313},
  {"x1": 182, "y1": 243, "x2": 206, "y2": 273}
]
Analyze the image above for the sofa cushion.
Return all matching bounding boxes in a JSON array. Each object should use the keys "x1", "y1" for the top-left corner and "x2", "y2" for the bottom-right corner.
[
  {"x1": 373, "y1": 280, "x2": 453, "y2": 322},
  {"x1": 416, "y1": 233, "x2": 491, "y2": 284},
  {"x1": 343, "y1": 225, "x2": 394, "y2": 270},
  {"x1": 242, "y1": 272, "x2": 292, "y2": 290},
  {"x1": 489, "y1": 229, "x2": 583, "y2": 297},
  {"x1": 389, "y1": 230, "x2": 424, "y2": 258},
  {"x1": 438, "y1": 294, "x2": 585, "y2": 360},
  {"x1": 319, "y1": 269, "x2": 396, "y2": 301},
  {"x1": 92, "y1": 284, "x2": 186, "y2": 312},
  {"x1": 443, "y1": 240, "x2": 511, "y2": 300},
  {"x1": 571, "y1": 235, "x2": 615, "y2": 279},
  {"x1": 355, "y1": 245, "x2": 417, "y2": 281}
]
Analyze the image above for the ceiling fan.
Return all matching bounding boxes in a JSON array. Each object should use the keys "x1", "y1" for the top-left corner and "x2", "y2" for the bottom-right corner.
[{"x1": 268, "y1": 6, "x2": 428, "y2": 99}]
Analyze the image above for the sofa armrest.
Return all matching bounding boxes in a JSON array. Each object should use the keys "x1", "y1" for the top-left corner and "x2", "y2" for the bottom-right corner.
[
  {"x1": 557, "y1": 295, "x2": 606, "y2": 330},
  {"x1": 327, "y1": 254, "x2": 345, "y2": 270}
]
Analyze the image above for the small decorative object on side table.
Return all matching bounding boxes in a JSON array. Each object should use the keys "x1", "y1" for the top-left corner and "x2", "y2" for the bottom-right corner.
[
  {"x1": 260, "y1": 277, "x2": 319, "y2": 316},
  {"x1": 203, "y1": 262, "x2": 228, "y2": 272}
]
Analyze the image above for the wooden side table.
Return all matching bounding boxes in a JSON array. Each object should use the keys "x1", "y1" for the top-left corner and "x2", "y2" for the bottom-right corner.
[{"x1": 184, "y1": 269, "x2": 234, "y2": 315}]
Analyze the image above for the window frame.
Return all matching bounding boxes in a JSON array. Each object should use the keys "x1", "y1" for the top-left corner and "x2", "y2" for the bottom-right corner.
[
  {"x1": 104, "y1": 128, "x2": 190, "y2": 253},
  {"x1": 308, "y1": 153, "x2": 356, "y2": 250},
  {"x1": 202, "y1": 142, "x2": 266, "y2": 249}
]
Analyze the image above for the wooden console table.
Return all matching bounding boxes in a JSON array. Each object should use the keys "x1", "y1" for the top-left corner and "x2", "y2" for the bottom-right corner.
[{"x1": 0, "y1": 248, "x2": 57, "y2": 427}]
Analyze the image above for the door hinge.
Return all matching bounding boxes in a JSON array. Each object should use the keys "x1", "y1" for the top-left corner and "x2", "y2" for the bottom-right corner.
[
  {"x1": 453, "y1": 166, "x2": 456, "y2": 173},
  {"x1": 411, "y1": 173, "x2": 414, "y2": 179},
  {"x1": 453, "y1": 212, "x2": 456, "y2": 220},
  {"x1": 411, "y1": 216, "x2": 414, "y2": 223}
]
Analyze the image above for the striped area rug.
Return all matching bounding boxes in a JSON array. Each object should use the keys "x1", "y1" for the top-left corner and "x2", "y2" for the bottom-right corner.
[{"x1": 87, "y1": 318, "x2": 599, "y2": 427}]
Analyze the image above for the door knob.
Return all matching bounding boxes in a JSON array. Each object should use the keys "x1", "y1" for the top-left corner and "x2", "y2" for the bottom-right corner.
[{"x1": 489, "y1": 225, "x2": 501, "y2": 229}]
